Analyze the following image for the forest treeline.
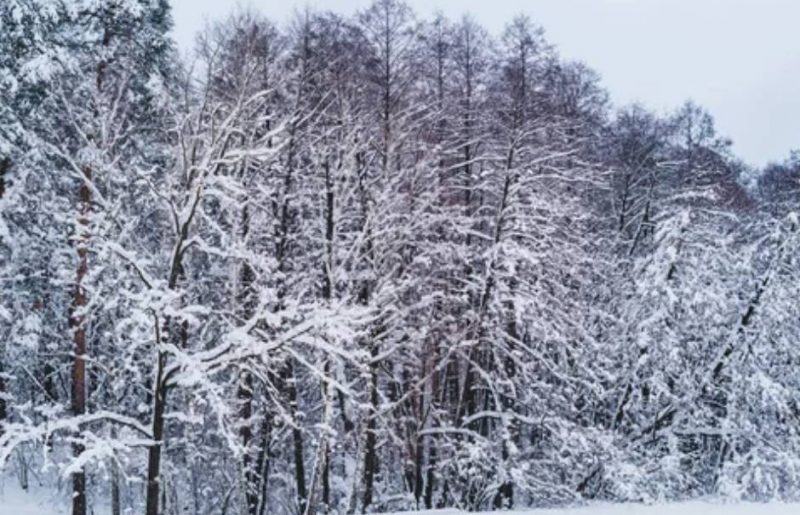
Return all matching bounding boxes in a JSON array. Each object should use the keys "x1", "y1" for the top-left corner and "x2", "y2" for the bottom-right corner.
[{"x1": 2, "y1": 1, "x2": 800, "y2": 514}]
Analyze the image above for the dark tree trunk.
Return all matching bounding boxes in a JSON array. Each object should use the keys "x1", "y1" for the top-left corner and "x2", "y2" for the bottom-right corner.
[
  {"x1": 0, "y1": 158, "x2": 8, "y2": 434},
  {"x1": 0, "y1": 360, "x2": 6, "y2": 435},
  {"x1": 70, "y1": 166, "x2": 91, "y2": 515},
  {"x1": 361, "y1": 352, "x2": 379, "y2": 513},
  {"x1": 239, "y1": 371, "x2": 257, "y2": 515},
  {"x1": 322, "y1": 443, "x2": 330, "y2": 511},
  {"x1": 69, "y1": 19, "x2": 110, "y2": 514},
  {"x1": 237, "y1": 201, "x2": 260, "y2": 515},
  {"x1": 144, "y1": 171, "x2": 197, "y2": 515},
  {"x1": 145, "y1": 348, "x2": 167, "y2": 515},
  {"x1": 413, "y1": 434, "x2": 423, "y2": 507},
  {"x1": 256, "y1": 415, "x2": 273, "y2": 515},
  {"x1": 111, "y1": 431, "x2": 121, "y2": 515},
  {"x1": 289, "y1": 368, "x2": 307, "y2": 513},
  {"x1": 303, "y1": 428, "x2": 330, "y2": 515},
  {"x1": 320, "y1": 159, "x2": 334, "y2": 513},
  {"x1": 0, "y1": 157, "x2": 8, "y2": 198},
  {"x1": 424, "y1": 441, "x2": 435, "y2": 509}
]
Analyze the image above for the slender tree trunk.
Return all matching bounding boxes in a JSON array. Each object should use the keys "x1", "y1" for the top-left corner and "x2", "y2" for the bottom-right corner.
[
  {"x1": 70, "y1": 166, "x2": 91, "y2": 515},
  {"x1": 145, "y1": 176, "x2": 197, "y2": 515},
  {"x1": 239, "y1": 371, "x2": 257, "y2": 514},
  {"x1": 304, "y1": 364, "x2": 334, "y2": 515},
  {"x1": 0, "y1": 360, "x2": 6, "y2": 435},
  {"x1": 495, "y1": 295, "x2": 519, "y2": 509},
  {"x1": 0, "y1": 158, "x2": 8, "y2": 434},
  {"x1": 237, "y1": 201, "x2": 259, "y2": 515},
  {"x1": 322, "y1": 442, "x2": 330, "y2": 511},
  {"x1": 146, "y1": 305, "x2": 189, "y2": 515},
  {"x1": 145, "y1": 347, "x2": 167, "y2": 515},
  {"x1": 305, "y1": 164, "x2": 336, "y2": 515},
  {"x1": 413, "y1": 433, "x2": 423, "y2": 507},
  {"x1": 111, "y1": 449, "x2": 121, "y2": 515},
  {"x1": 68, "y1": 19, "x2": 110, "y2": 514},
  {"x1": 424, "y1": 440, "x2": 435, "y2": 509},
  {"x1": 284, "y1": 361, "x2": 307, "y2": 513},
  {"x1": 255, "y1": 415, "x2": 272, "y2": 515},
  {"x1": 322, "y1": 160, "x2": 334, "y2": 513},
  {"x1": 292, "y1": 412, "x2": 307, "y2": 511},
  {"x1": 361, "y1": 350, "x2": 379, "y2": 513},
  {"x1": 320, "y1": 160, "x2": 334, "y2": 513},
  {"x1": 0, "y1": 157, "x2": 8, "y2": 198},
  {"x1": 352, "y1": 145, "x2": 381, "y2": 514}
]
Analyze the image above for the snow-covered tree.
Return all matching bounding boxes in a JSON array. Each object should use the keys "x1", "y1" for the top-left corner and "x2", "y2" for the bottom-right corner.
[{"x1": 3, "y1": 2, "x2": 798, "y2": 514}]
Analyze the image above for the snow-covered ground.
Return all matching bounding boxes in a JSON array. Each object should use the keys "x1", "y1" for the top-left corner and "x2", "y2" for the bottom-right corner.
[
  {"x1": 2, "y1": 480, "x2": 799, "y2": 515},
  {"x1": 386, "y1": 504, "x2": 800, "y2": 515},
  {"x1": 0, "y1": 479, "x2": 67, "y2": 515}
]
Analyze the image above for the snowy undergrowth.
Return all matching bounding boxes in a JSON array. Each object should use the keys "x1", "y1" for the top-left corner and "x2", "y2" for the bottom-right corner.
[
  {"x1": 384, "y1": 503, "x2": 800, "y2": 515},
  {"x1": 3, "y1": 487, "x2": 800, "y2": 515},
  {"x1": 0, "y1": 478, "x2": 67, "y2": 515}
]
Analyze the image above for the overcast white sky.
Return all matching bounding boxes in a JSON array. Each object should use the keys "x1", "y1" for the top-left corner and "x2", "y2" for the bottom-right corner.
[{"x1": 170, "y1": 0, "x2": 800, "y2": 167}]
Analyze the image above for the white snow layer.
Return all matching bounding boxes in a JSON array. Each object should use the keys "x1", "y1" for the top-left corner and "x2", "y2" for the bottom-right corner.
[
  {"x1": 3, "y1": 482, "x2": 800, "y2": 515},
  {"x1": 0, "y1": 481, "x2": 67, "y2": 515},
  {"x1": 383, "y1": 502, "x2": 800, "y2": 515}
]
